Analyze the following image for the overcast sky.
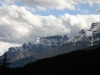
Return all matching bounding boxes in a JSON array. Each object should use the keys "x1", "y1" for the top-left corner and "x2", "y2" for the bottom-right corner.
[{"x1": 0, "y1": 0, "x2": 100, "y2": 55}]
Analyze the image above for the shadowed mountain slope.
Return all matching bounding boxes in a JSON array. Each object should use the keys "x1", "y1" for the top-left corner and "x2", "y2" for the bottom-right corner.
[{"x1": 2, "y1": 44, "x2": 100, "y2": 75}]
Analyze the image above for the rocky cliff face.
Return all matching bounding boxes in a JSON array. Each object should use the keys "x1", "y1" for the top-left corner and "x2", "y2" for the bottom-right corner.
[
  {"x1": 6, "y1": 35, "x2": 68, "y2": 62},
  {"x1": 10, "y1": 22, "x2": 100, "y2": 67},
  {"x1": 8, "y1": 42, "x2": 33, "y2": 52},
  {"x1": 34, "y1": 35, "x2": 68, "y2": 51},
  {"x1": 91, "y1": 23, "x2": 100, "y2": 45},
  {"x1": 63, "y1": 22, "x2": 100, "y2": 51},
  {"x1": 34, "y1": 22, "x2": 100, "y2": 59}
]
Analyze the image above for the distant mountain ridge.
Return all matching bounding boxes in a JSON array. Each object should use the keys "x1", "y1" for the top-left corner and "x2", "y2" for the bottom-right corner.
[
  {"x1": 67, "y1": 22, "x2": 100, "y2": 50},
  {"x1": 2, "y1": 22, "x2": 100, "y2": 68},
  {"x1": 10, "y1": 22, "x2": 100, "y2": 67},
  {"x1": 5, "y1": 35, "x2": 68, "y2": 62},
  {"x1": 3, "y1": 43, "x2": 100, "y2": 75},
  {"x1": 8, "y1": 35, "x2": 68, "y2": 52}
]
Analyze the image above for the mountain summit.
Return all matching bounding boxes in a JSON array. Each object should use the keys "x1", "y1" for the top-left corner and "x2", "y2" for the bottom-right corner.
[
  {"x1": 2, "y1": 22, "x2": 100, "y2": 68},
  {"x1": 5, "y1": 35, "x2": 68, "y2": 62},
  {"x1": 66, "y1": 22, "x2": 100, "y2": 46}
]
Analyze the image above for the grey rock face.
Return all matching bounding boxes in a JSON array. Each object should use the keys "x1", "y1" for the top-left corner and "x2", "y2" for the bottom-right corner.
[
  {"x1": 34, "y1": 35, "x2": 68, "y2": 51},
  {"x1": 65, "y1": 22, "x2": 100, "y2": 51},
  {"x1": 6, "y1": 35, "x2": 68, "y2": 62},
  {"x1": 10, "y1": 22, "x2": 100, "y2": 67}
]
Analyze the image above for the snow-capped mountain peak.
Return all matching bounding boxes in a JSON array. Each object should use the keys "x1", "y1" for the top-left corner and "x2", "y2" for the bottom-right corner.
[
  {"x1": 4, "y1": 22, "x2": 100, "y2": 68},
  {"x1": 66, "y1": 22, "x2": 100, "y2": 47}
]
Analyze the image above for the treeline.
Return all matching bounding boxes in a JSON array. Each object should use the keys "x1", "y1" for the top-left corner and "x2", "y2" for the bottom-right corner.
[
  {"x1": 0, "y1": 52, "x2": 10, "y2": 74},
  {"x1": 1, "y1": 45, "x2": 100, "y2": 75}
]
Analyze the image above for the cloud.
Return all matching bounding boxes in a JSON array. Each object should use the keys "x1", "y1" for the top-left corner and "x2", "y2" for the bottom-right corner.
[
  {"x1": 0, "y1": 4, "x2": 70, "y2": 44},
  {"x1": 36, "y1": 6, "x2": 46, "y2": 11},
  {"x1": 6, "y1": 0, "x2": 76, "y2": 10},
  {"x1": 96, "y1": 7, "x2": 100, "y2": 13},
  {"x1": 60, "y1": 13, "x2": 100, "y2": 36},
  {"x1": 6, "y1": 0, "x2": 100, "y2": 10},
  {"x1": 0, "y1": 1, "x2": 100, "y2": 55},
  {"x1": 0, "y1": 42, "x2": 20, "y2": 55},
  {"x1": 4, "y1": 0, "x2": 15, "y2": 4},
  {"x1": 0, "y1": 4, "x2": 100, "y2": 45}
]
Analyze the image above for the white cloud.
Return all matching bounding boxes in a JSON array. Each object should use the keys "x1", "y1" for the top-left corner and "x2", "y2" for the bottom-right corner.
[
  {"x1": 0, "y1": 1, "x2": 100, "y2": 55},
  {"x1": 37, "y1": 6, "x2": 46, "y2": 11},
  {"x1": 25, "y1": 6, "x2": 36, "y2": 13},
  {"x1": 4, "y1": 0, "x2": 15, "y2": 4},
  {"x1": 0, "y1": 4, "x2": 70, "y2": 44},
  {"x1": 0, "y1": 5, "x2": 100, "y2": 43},
  {"x1": 6, "y1": 0, "x2": 100, "y2": 10},
  {"x1": 60, "y1": 14, "x2": 100, "y2": 36},
  {"x1": 0, "y1": 4, "x2": 100, "y2": 44},
  {"x1": 0, "y1": 42, "x2": 21, "y2": 55},
  {"x1": 7, "y1": 0, "x2": 76, "y2": 10},
  {"x1": 96, "y1": 6, "x2": 100, "y2": 13}
]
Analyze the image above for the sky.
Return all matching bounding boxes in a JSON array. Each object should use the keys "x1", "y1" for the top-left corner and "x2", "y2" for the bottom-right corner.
[{"x1": 0, "y1": 0, "x2": 100, "y2": 55}]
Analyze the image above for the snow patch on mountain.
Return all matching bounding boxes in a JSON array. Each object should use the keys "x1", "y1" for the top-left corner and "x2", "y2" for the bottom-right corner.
[
  {"x1": 34, "y1": 35, "x2": 68, "y2": 45},
  {"x1": 7, "y1": 35, "x2": 68, "y2": 53},
  {"x1": 34, "y1": 38, "x2": 41, "y2": 44},
  {"x1": 65, "y1": 22, "x2": 100, "y2": 47},
  {"x1": 86, "y1": 31, "x2": 92, "y2": 37}
]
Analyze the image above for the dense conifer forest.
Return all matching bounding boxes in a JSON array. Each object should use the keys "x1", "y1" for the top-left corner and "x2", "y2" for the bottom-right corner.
[{"x1": 0, "y1": 45, "x2": 100, "y2": 75}]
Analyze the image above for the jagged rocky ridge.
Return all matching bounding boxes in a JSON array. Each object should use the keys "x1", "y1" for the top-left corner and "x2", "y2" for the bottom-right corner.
[
  {"x1": 65, "y1": 22, "x2": 100, "y2": 48},
  {"x1": 6, "y1": 35, "x2": 68, "y2": 62},
  {"x1": 2, "y1": 22, "x2": 100, "y2": 68},
  {"x1": 10, "y1": 22, "x2": 100, "y2": 67},
  {"x1": 37, "y1": 22, "x2": 100, "y2": 57}
]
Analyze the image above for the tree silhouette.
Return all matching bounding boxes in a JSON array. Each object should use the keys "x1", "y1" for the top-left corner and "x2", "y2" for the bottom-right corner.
[
  {"x1": 1, "y1": 52, "x2": 10, "y2": 71},
  {"x1": 0, "y1": 59, "x2": 2, "y2": 66},
  {"x1": 0, "y1": 59, "x2": 2, "y2": 71}
]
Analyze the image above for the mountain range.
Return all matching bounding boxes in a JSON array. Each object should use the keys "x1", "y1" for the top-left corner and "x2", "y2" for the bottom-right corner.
[
  {"x1": 1, "y1": 22, "x2": 100, "y2": 67},
  {"x1": 5, "y1": 35, "x2": 68, "y2": 63},
  {"x1": 1, "y1": 43, "x2": 100, "y2": 75}
]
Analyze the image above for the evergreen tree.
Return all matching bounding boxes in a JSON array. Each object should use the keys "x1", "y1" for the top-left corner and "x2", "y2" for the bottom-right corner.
[
  {"x1": 0, "y1": 59, "x2": 2, "y2": 66},
  {"x1": 0, "y1": 59, "x2": 2, "y2": 71},
  {"x1": 2, "y1": 52, "x2": 10, "y2": 71}
]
